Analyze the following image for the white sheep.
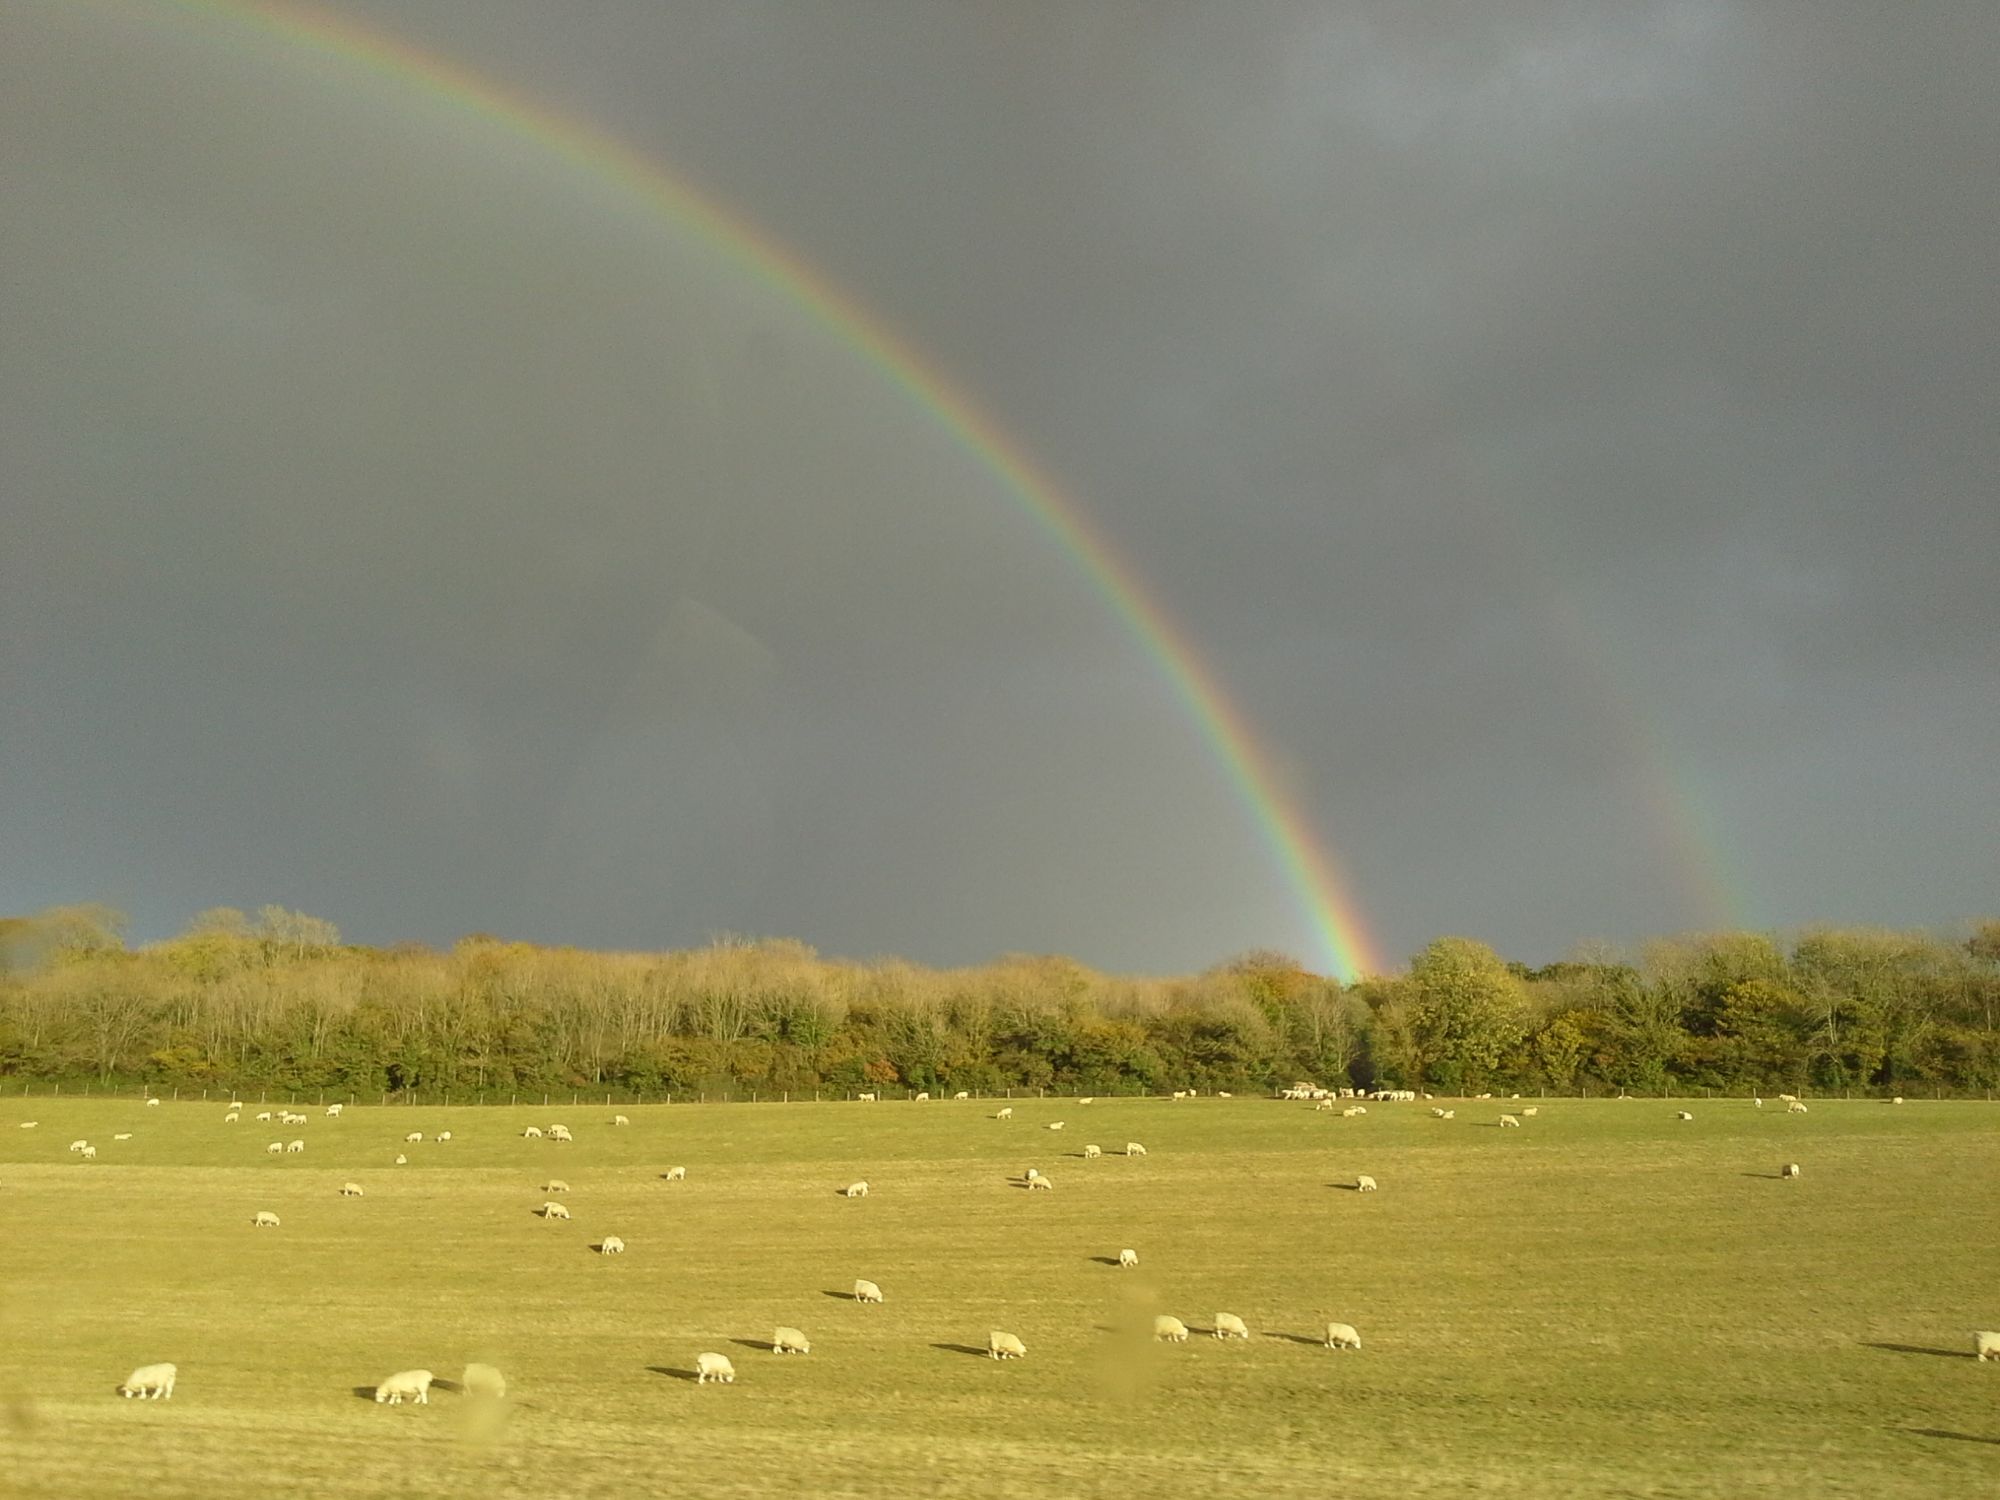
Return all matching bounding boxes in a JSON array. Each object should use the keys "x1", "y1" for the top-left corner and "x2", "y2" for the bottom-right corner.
[
  {"x1": 405, "y1": 1132, "x2": 424, "y2": 1144},
  {"x1": 988, "y1": 1330, "x2": 1026, "y2": 1360},
  {"x1": 252, "y1": 1210, "x2": 280, "y2": 1227},
  {"x1": 266, "y1": 1142, "x2": 283, "y2": 1155},
  {"x1": 224, "y1": 1112, "x2": 240, "y2": 1123},
  {"x1": 1500, "y1": 1114, "x2": 1522, "y2": 1128},
  {"x1": 1976, "y1": 1331, "x2": 2000, "y2": 1361},
  {"x1": 325, "y1": 1104, "x2": 343, "y2": 1116},
  {"x1": 1213, "y1": 1313, "x2": 1250, "y2": 1340},
  {"x1": 16, "y1": 1122, "x2": 35, "y2": 1129},
  {"x1": 857, "y1": 1092, "x2": 877, "y2": 1103},
  {"x1": 81, "y1": 1145, "x2": 97, "y2": 1159},
  {"x1": 1441, "y1": 1109, "x2": 1455, "y2": 1119},
  {"x1": 914, "y1": 1092, "x2": 930, "y2": 1102},
  {"x1": 696, "y1": 1352, "x2": 736, "y2": 1384},
  {"x1": 286, "y1": 1139, "x2": 304, "y2": 1153},
  {"x1": 599, "y1": 1235, "x2": 625, "y2": 1255},
  {"x1": 1154, "y1": 1315, "x2": 1190, "y2": 1342},
  {"x1": 374, "y1": 1369, "x2": 433, "y2": 1405},
  {"x1": 436, "y1": 1131, "x2": 452, "y2": 1142},
  {"x1": 1781, "y1": 1163, "x2": 1801, "y2": 1179},
  {"x1": 1027, "y1": 1175, "x2": 1053, "y2": 1191},
  {"x1": 1778, "y1": 1093, "x2": 1797, "y2": 1102},
  {"x1": 395, "y1": 1154, "x2": 408, "y2": 1165},
  {"x1": 118, "y1": 1362, "x2": 176, "y2": 1399},
  {"x1": 1788, "y1": 1101, "x2": 1809, "y2": 1114},
  {"x1": 1676, "y1": 1111, "x2": 1694, "y2": 1121},
  {"x1": 1218, "y1": 1091, "x2": 1232, "y2": 1098},
  {"x1": 1324, "y1": 1321, "x2": 1362, "y2": 1350},
  {"x1": 1083, "y1": 1144, "x2": 1102, "y2": 1159},
  {"x1": 541, "y1": 1201, "x2": 571, "y2": 1220},
  {"x1": 1522, "y1": 1107, "x2": 1538, "y2": 1116},
  {"x1": 953, "y1": 1091, "x2": 970, "y2": 1100},
  {"x1": 1046, "y1": 1121, "x2": 1065, "y2": 1131},
  {"x1": 1125, "y1": 1142, "x2": 1147, "y2": 1157},
  {"x1": 543, "y1": 1179, "x2": 570, "y2": 1193},
  {"x1": 1342, "y1": 1106, "x2": 1365, "y2": 1117},
  {"x1": 1891, "y1": 1096, "x2": 1905, "y2": 1105},
  {"x1": 772, "y1": 1326, "x2": 811, "y2": 1354},
  {"x1": 461, "y1": 1363, "x2": 507, "y2": 1399},
  {"x1": 69, "y1": 1139, "x2": 89, "y2": 1153},
  {"x1": 842, "y1": 1180, "x2": 870, "y2": 1198},
  {"x1": 1024, "y1": 1167, "x2": 1041, "y2": 1181},
  {"x1": 995, "y1": 1107, "x2": 1013, "y2": 1120},
  {"x1": 522, "y1": 1127, "x2": 543, "y2": 1139},
  {"x1": 1315, "y1": 1099, "x2": 1335, "y2": 1111},
  {"x1": 1118, "y1": 1248, "x2": 1139, "y2": 1269},
  {"x1": 663, "y1": 1166, "x2": 687, "y2": 1181},
  {"x1": 113, "y1": 1132, "x2": 133, "y2": 1141},
  {"x1": 255, "y1": 1111, "x2": 272, "y2": 1121},
  {"x1": 340, "y1": 1182, "x2": 364, "y2": 1196},
  {"x1": 146, "y1": 1098, "x2": 160, "y2": 1107},
  {"x1": 1355, "y1": 1175, "x2": 1378, "y2": 1192},
  {"x1": 1171, "y1": 1091, "x2": 1188, "y2": 1101},
  {"x1": 613, "y1": 1114, "x2": 630, "y2": 1126},
  {"x1": 1431, "y1": 1107, "x2": 1447, "y2": 1117},
  {"x1": 1753, "y1": 1096, "x2": 1763, "y2": 1108},
  {"x1": 548, "y1": 1125, "x2": 572, "y2": 1141},
  {"x1": 854, "y1": 1279, "x2": 884, "y2": 1304},
  {"x1": 1079, "y1": 1097, "x2": 1095, "y2": 1105}
]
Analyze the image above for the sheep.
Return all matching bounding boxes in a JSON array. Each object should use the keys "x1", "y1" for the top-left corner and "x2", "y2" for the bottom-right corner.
[
  {"x1": 1522, "y1": 1107, "x2": 1539, "y2": 1117},
  {"x1": 1355, "y1": 1175, "x2": 1378, "y2": 1192},
  {"x1": 1891, "y1": 1096, "x2": 1905, "y2": 1105},
  {"x1": 1324, "y1": 1321, "x2": 1362, "y2": 1350},
  {"x1": 548, "y1": 1125, "x2": 573, "y2": 1141},
  {"x1": 1341, "y1": 1106, "x2": 1364, "y2": 1117},
  {"x1": 1024, "y1": 1167, "x2": 1041, "y2": 1181},
  {"x1": 286, "y1": 1139, "x2": 305, "y2": 1153},
  {"x1": 1078, "y1": 1097, "x2": 1095, "y2": 1105},
  {"x1": 16, "y1": 1122, "x2": 35, "y2": 1129},
  {"x1": 613, "y1": 1114, "x2": 630, "y2": 1126},
  {"x1": 461, "y1": 1363, "x2": 507, "y2": 1399},
  {"x1": 857, "y1": 1092, "x2": 877, "y2": 1103},
  {"x1": 663, "y1": 1166, "x2": 687, "y2": 1181},
  {"x1": 224, "y1": 1112, "x2": 240, "y2": 1123},
  {"x1": 1218, "y1": 1091, "x2": 1232, "y2": 1098},
  {"x1": 118, "y1": 1362, "x2": 177, "y2": 1399},
  {"x1": 540, "y1": 1201, "x2": 571, "y2": 1220},
  {"x1": 81, "y1": 1145, "x2": 97, "y2": 1159},
  {"x1": 1976, "y1": 1331, "x2": 2000, "y2": 1362},
  {"x1": 1046, "y1": 1121, "x2": 1065, "y2": 1131},
  {"x1": 914, "y1": 1092, "x2": 930, "y2": 1102},
  {"x1": 113, "y1": 1132, "x2": 133, "y2": 1141},
  {"x1": 1118, "y1": 1248, "x2": 1139, "y2": 1269},
  {"x1": 1027, "y1": 1175, "x2": 1053, "y2": 1191},
  {"x1": 1154, "y1": 1315, "x2": 1190, "y2": 1342},
  {"x1": 1778, "y1": 1093, "x2": 1797, "y2": 1102},
  {"x1": 1431, "y1": 1107, "x2": 1447, "y2": 1117},
  {"x1": 1788, "y1": 1101, "x2": 1809, "y2": 1114},
  {"x1": 146, "y1": 1098, "x2": 160, "y2": 1107},
  {"x1": 1441, "y1": 1109, "x2": 1455, "y2": 1119},
  {"x1": 1676, "y1": 1111, "x2": 1694, "y2": 1121},
  {"x1": 543, "y1": 1179, "x2": 570, "y2": 1193},
  {"x1": 436, "y1": 1131, "x2": 452, "y2": 1142},
  {"x1": 987, "y1": 1330, "x2": 1026, "y2": 1360},
  {"x1": 374, "y1": 1369, "x2": 434, "y2": 1405},
  {"x1": 395, "y1": 1154, "x2": 408, "y2": 1165},
  {"x1": 995, "y1": 1108, "x2": 1013, "y2": 1120},
  {"x1": 842, "y1": 1181, "x2": 870, "y2": 1199},
  {"x1": 266, "y1": 1142, "x2": 284, "y2": 1155},
  {"x1": 1083, "y1": 1144, "x2": 1102, "y2": 1159},
  {"x1": 405, "y1": 1132, "x2": 424, "y2": 1143},
  {"x1": 598, "y1": 1235, "x2": 625, "y2": 1255},
  {"x1": 325, "y1": 1104, "x2": 343, "y2": 1116},
  {"x1": 522, "y1": 1127, "x2": 543, "y2": 1139},
  {"x1": 340, "y1": 1182, "x2": 365, "y2": 1197},
  {"x1": 69, "y1": 1140, "x2": 89, "y2": 1153},
  {"x1": 953, "y1": 1091, "x2": 970, "y2": 1100},
  {"x1": 1213, "y1": 1313, "x2": 1250, "y2": 1340},
  {"x1": 284, "y1": 1112, "x2": 307, "y2": 1125},
  {"x1": 1125, "y1": 1142, "x2": 1147, "y2": 1157},
  {"x1": 772, "y1": 1326, "x2": 811, "y2": 1354},
  {"x1": 1316, "y1": 1099, "x2": 1336, "y2": 1111},
  {"x1": 1781, "y1": 1163, "x2": 1801, "y2": 1179},
  {"x1": 1171, "y1": 1091, "x2": 1188, "y2": 1101},
  {"x1": 1499, "y1": 1114, "x2": 1522, "y2": 1128},
  {"x1": 696, "y1": 1352, "x2": 736, "y2": 1384},
  {"x1": 854, "y1": 1279, "x2": 884, "y2": 1304},
  {"x1": 1753, "y1": 1096, "x2": 1763, "y2": 1108},
  {"x1": 255, "y1": 1111, "x2": 272, "y2": 1121},
  {"x1": 252, "y1": 1210, "x2": 280, "y2": 1227}
]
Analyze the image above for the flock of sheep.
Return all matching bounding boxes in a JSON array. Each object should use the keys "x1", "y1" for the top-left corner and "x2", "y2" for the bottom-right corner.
[{"x1": 45, "y1": 1085, "x2": 1999, "y2": 1405}]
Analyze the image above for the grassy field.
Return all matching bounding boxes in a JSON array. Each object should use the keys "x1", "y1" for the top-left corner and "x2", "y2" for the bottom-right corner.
[{"x1": 0, "y1": 1092, "x2": 1994, "y2": 1498}]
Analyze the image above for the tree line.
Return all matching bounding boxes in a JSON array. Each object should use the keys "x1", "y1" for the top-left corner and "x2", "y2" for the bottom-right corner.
[{"x1": 2, "y1": 905, "x2": 1996, "y2": 1098}]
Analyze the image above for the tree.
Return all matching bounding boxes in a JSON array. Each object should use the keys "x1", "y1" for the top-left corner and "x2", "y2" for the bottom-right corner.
[{"x1": 1406, "y1": 938, "x2": 1529, "y2": 1090}]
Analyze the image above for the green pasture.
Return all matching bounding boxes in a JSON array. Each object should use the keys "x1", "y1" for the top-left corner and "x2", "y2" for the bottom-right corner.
[{"x1": 0, "y1": 1094, "x2": 1994, "y2": 1498}]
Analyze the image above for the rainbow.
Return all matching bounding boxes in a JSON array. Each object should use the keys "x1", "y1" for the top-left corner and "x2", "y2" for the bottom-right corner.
[{"x1": 130, "y1": 0, "x2": 1386, "y2": 978}]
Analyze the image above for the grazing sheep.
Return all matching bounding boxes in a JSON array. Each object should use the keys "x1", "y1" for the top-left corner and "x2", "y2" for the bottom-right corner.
[
  {"x1": 1046, "y1": 1121, "x2": 1065, "y2": 1131},
  {"x1": 146, "y1": 1098, "x2": 160, "y2": 1107},
  {"x1": 953, "y1": 1091, "x2": 970, "y2": 1100},
  {"x1": 1118, "y1": 1248, "x2": 1139, "y2": 1269},
  {"x1": 857, "y1": 1092, "x2": 877, "y2": 1102},
  {"x1": 548, "y1": 1125, "x2": 572, "y2": 1141},
  {"x1": 228, "y1": 1100, "x2": 244, "y2": 1110},
  {"x1": 772, "y1": 1326, "x2": 811, "y2": 1355},
  {"x1": 613, "y1": 1114, "x2": 630, "y2": 1125},
  {"x1": 541, "y1": 1201, "x2": 571, "y2": 1220},
  {"x1": 543, "y1": 1179, "x2": 570, "y2": 1193},
  {"x1": 1315, "y1": 1099, "x2": 1336, "y2": 1111},
  {"x1": 81, "y1": 1145, "x2": 97, "y2": 1159},
  {"x1": 1788, "y1": 1101, "x2": 1809, "y2": 1114},
  {"x1": 1125, "y1": 1142, "x2": 1147, "y2": 1157},
  {"x1": 1342, "y1": 1106, "x2": 1363, "y2": 1117},
  {"x1": 1441, "y1": 1109, "x2": 1455, "y2": 1119},
  {"x1": 255, "y1": 1112, "x2": 272, "y2": 1122},
  {"x1": 266, "y1": 1142, "x2": 284, "y2": 1155},
  {"x1": 461, "y1": 1363, "x2": 507, "y2": 1399},
  {"x1": 16, "y1": 1122, "x2": 35, "y2": 1129},
  {"x1": 1522, "y1": 1107, "x2": 1539, "y2": 1117},
  {"x1": 286, "y1": 1139, "x2": 305, "y2": 1154},
  {"x1": 1355, "y1": 1175, "x2": 1378, "y2": 1192},
  {"x1": 1024, "y1": 1167, "x2": 1041, "y2": 1181},
  {"x1": 1171, "y1": 1091, "x2": 1188, "y2": 1101},
  {"x1": 988, "y1": 1331, "x2": 1026, "y2": 1360},
  {"x1": 113, "y1": 1132, "x2": 133, "y2": 1141},
  {"x1": 663, "y1": 1166, "x2": 687, "y2": 1181},
  {"x1": 374, "y1": 1369, "x2": 434, "y2": 1405},
  {"x1": 1027, "y1": 1175, "x2": 1053, "y2": 1191},
  {"x1": 118, "y1": 1362, "x2": 176, "y2": 1399},
  {"x1": 1213, "y1": 1313, "x2": 1250, "y2": 1340},
  {"x1": 252, "y1": 1211, "x2": 280, "y2": 1227},
  {"x1": 914, "y1": 1092, "x2": 930, "y2": 1102},
  {"x1": 325, "y1": 1104, "x2": 343, "y2": 1116},
  {"x1": 1218, "y1": 1091, "x2": 1232, "y2": 1098},
  {"x1": 598, "y1": 1236, "x2": 625, "y2": 1255},
  {"x1": 842, "y1": 1181, "x2": 870, "y2": 1199},
  {"x1": 1083, "y1": 1144, "x2": 1102, "y2": 1159},
  {"x1": 1079, "y1": 1097, "x2": 1094, "y2": 1105},
  {"x1": 1431, "y1": 1107, "x2": 1447, "y2": 1117},
  {"x1": 1975, "y1": 1331, "x2": 2000, "y2": 1362},
  {"x1": 1154, "y1": 1316, "x2": 1190, "y2": 1343},
  {"x1": 1500, "y1": 1115, "x2": 1522, "y2": 1128},
  {"x1": 395, "y1": 1154, "x2": 408, "y2": 1165},
  {"x1": 1778, "y1": 1093, "x2": 1797, "y2": 1102},
  {"x1": 224, "y1": 1112, "x2": 240, "y2": 1123},
  {"x1": 405, "y1": 1132, "x2": 424, "y2": 1144},
  {"x1": 854, "y1": 1279, "x2": 884, "y2": 1304},
  {"x1": 436, "y1": 1131, "x2": 451, "y2": 1142},
  {"x1": 1891, "y1": 1096, "x2": 1904, "y2": 1105},
  {"x1": 1324, "y1": 1322, "x2": 1362, "y2": 1350},
  {"x1": 340, "y1": 1182, "x2": 364, "y2": 1197},
  {"x1": 995, "y1": 1107, "x2": 1013, "y2": 1120},
  {"x1": 522, "y1": 1127, "x2": 543, "y2": 1139},
  {"x1": 69, "y1": 1140, "x2": 89, "y2": 1152},
  {"x1": 1676, "y1": 1111, "x2": 1694, "y2": 1121},
  {"x1": 696, "y1": 1352, "x2": 736, "y2": 1384},
  {"x1": 1781, "y1": 1163, "x2": 1801, "y2": 1179},
  {"x1": 1753, "y1": 1096, "x2": 1763, "y2": 1108}
]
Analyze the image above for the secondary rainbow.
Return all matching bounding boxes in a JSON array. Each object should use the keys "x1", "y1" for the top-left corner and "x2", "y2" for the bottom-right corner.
[{"x1": 141, "y1": 0, "x2": 1385, "y2": 978}]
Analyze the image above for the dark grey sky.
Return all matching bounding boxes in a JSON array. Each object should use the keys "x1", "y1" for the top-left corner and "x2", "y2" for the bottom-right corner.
[{"x1": 3, "y1": 1, "x2": 1994, "y2": 973}]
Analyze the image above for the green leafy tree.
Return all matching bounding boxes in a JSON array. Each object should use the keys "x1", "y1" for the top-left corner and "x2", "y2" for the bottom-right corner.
[{"x1": 1406, "y1": 938, "x2": 1529, "y2": 1090}]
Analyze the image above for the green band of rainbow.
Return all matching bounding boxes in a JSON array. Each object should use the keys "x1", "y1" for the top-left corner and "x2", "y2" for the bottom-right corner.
[{"x1": 142, "y1": 0, "x2": 1384, "y2": 979}]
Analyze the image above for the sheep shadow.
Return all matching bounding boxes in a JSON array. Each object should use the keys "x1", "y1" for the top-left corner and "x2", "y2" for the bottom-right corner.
[
  {"x1": 1739, "y1": 1171, "x2": 1789, "y2": 1180},
  {"x1": 1087, "y1": 1255, "x2": 1124, "y2": 1267},
  {"x1": 429, "y1": 1377, "x2": 464, "y2": 1395},
  {"x1": 729, "y1": 1338, "x2": 777, "y2": 1353},
  {"x1": 1863, "y1": 1342, "x2": 1975, "y2": 1360},
  {"x1": 1264, "y1": 1332, "x2": 1325, "y2": 1347},
  {"x1": 821, "y1": 1289, "x2": 861, "y2": 1301},
  {"x1": 1906, "y1": 1427, "x2": 2000, "y2": 1445},
  {"x1": 1328, "y1": 1183, "x2": 1366, "y2": 1191},
  {"x1": 349, "y1": 1385, "x2": 379, "y2": 1401},
  {"x1": 1007, "y1": 1180, "x2": 1035, "y2": 1190},
  {"x1": 930, "y1": 1343, "x2": 990, "y2": 1359},
  {"x1": 647, "y1": 1366, "x2": 701, "y2": 1383}
]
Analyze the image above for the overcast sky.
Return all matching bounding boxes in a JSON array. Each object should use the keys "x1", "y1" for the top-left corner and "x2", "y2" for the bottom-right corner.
[{"x1": 3, "y1": 1, "x2": 1994, "y2": 973}]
